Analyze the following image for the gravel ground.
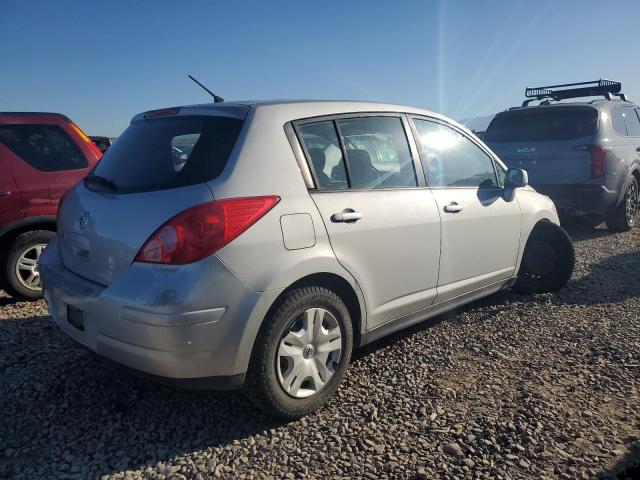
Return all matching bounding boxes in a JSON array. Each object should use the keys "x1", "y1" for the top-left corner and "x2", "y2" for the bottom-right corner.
[{"x1": 1, "y1": 219, "x2": 639, "y2": 480}]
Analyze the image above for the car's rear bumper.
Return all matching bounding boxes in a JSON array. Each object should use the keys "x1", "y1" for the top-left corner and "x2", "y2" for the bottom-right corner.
[
  {"x1": 532, "y1": 183, "x2": 617, "y2": 216},
  {"x1": 39, "y1": 236, "x2": 281, "y2": 388}
]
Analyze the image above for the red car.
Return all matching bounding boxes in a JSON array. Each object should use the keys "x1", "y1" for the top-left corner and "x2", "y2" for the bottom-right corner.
[{"x1": 0, "y1": 112, "x2": 102, "y2": 299}]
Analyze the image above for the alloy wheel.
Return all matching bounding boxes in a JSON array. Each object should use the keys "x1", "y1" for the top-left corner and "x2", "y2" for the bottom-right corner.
[
  {"x1": 625, "y1": 181, "x2": 638, "y2": 226},
  {"x1": 15, "y1": 243, "x2": 46, "y2": 291}
]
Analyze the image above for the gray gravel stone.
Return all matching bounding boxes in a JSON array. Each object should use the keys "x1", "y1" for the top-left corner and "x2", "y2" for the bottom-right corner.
[{"x1": 1, "y1": 219, "x2": 640, "y2": 479}]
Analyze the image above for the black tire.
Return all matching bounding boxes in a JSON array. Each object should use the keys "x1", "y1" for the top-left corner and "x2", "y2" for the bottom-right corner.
[
  {"x1": 4, "y1": 230, "x2": 54, "y2": 300},
  {"x1": 606, "y1": 176, "x2": 639, "y2": 232},
  {"x1": 513, "y1": 221, "x2": 575, "y2": 294},
  {"x1": 244, "y1": 286, "x2": 353, "y2": 419}
]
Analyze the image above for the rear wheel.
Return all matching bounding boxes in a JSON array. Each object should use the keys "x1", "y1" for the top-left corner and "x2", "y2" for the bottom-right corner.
[
  {"x1": 606, "y1": 176, "x2": 639, "y2": 231},
  {"x1": 244, "y1": 286, "x2": 353, "y2": 419},
  {"x1": 513, "y1": 221, "x2": 574, "y2": 294},
  {"x1": 4, "y1": 230, "x2": 54, "y2": 300}
]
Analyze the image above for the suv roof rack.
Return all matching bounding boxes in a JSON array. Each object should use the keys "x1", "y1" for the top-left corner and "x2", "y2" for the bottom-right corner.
[{"x1": 522, "y1": 79, "x2": 627, "y2": 106}]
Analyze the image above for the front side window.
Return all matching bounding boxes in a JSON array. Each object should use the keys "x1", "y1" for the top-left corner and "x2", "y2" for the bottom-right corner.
[
  {"x1": 336, "y1": 116, "x2": 416, "y2": 189},
  {"x1": 0, "y1": 124, "x2": 88, "y2": 172},
  {"x1": 413, "y1": 119, "x2": 499, "y2": 188},
  {"x1": 297, "y1": 121, "x2": 348, "y2": 190}
]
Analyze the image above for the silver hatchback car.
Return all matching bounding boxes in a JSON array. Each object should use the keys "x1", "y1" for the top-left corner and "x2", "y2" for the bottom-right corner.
[{"x1": 39, "y1": 100, "x2": 574, "y2": 418}]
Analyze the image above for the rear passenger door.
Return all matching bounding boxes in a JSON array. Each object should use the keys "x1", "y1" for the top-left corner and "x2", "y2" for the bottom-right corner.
[
  {"x1": 296, "y1": 114, "x2": 441, "y2": 329},
  {"x1": 0, "y1": 123, "x2": 89, "y2": 217},
  {"x1": 411, "y1": 117, "x2": 521, "y2": 303}
]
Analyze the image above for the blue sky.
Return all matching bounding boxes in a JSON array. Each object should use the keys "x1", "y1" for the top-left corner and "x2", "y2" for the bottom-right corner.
[{"x1": 1, "y1": 0, "x2": 639, "y2": 136}]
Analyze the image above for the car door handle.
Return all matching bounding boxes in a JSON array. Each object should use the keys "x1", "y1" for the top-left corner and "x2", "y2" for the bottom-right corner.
[
  {"x1": 636, "y1": 146, "x2": 640, "y2": 152},
  {"x1": 443, "y1": 203, "x2": 464, "y2": 213},
  {"x1": 0, "y1": 191, "x2": 10, "y2": 197},
  {"x1": 332, "y1": 211, "x2": 362, "y2": 222}
]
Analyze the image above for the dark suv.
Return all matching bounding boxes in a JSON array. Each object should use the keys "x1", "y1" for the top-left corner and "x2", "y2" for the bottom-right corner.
[
  {"x1": 0, "y1": 112, "x2": 102, "y2": 299},
  {"x1": 485, "y1": 80, "x2": 640, "y2": 230}
]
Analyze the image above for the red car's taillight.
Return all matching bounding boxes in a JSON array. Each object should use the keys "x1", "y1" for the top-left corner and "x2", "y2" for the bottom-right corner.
[
  {"x1": 135, "y1": 196, "x2": 280, "y2": 265},
  {"x1": 590, "y1": 145, "x2": 607, "y2": 178},
  {"x1": 68, "y1": 122, "x2": 103, "y2": 159}
]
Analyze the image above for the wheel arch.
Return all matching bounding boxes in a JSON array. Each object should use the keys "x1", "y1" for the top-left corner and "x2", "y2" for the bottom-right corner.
[
  {"x1": 263, "y1": 272, "x2": 365, "y2": 347},
  {"x1": 514, "y1": 209, "x2": 560, "y2": 276},
  {"x1": 0, "y1": 216, "x2": 56, "y2": 260},
  {"x1": 616, "y1": 165, "x2": 640, "y2": 206}
]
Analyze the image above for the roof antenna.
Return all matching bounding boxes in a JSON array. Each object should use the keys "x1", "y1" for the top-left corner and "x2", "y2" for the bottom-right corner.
[{"x1": 188, "y1": 74, "x2": 224, "y2": 103}]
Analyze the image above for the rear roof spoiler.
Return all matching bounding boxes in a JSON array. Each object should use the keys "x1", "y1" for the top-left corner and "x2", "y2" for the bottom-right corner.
[{"x1": 522, "y1": 79, "x2": 627, "y2": 106}]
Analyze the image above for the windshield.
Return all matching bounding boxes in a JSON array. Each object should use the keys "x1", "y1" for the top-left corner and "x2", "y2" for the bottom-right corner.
[
  {"x1": 485, "y1": 107, "x2": 598, "y2": 143},
  {"x1": 89, "y1": 116, "x2": 243, "y2": 194}
]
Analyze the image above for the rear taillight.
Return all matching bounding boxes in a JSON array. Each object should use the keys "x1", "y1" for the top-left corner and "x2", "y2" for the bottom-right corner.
[
  {"x1": 590, "y1": 145, "x2": 607, "y2": 178},
  {"x1": 69, "y1": 122, "x2": 103, "y2": 159},
  {"x1": 135, "y1": 196, "x2": 280, "y2": 265}
]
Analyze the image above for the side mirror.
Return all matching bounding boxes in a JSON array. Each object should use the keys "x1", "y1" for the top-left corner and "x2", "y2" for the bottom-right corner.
[{"x1": 504, "y1": 168, "x2": 528, "y2": 188}]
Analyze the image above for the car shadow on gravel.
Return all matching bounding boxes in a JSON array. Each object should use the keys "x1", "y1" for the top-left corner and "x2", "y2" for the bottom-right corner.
[
  {"x1": 0, "y1": 315, "x2": 287, "y2": 478},
  {"x1": 554, "y1": 249, "x2": 640, "y2": 306},
  {"x1": 561, "y1": 217, "x2": 612, "y2": 242},
  {"x1": 355, "y1": 243, "x2": 640, "y2": 361},
  {"x1": 0, "y1": 292, "x2": 19, "y2": 307},
  {"x1": 599, "y1": 446, "x2": 640, "y2": 479}
]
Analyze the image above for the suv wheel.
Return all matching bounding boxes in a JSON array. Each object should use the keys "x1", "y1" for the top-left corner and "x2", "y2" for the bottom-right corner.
[
  {"x1": 513, "y1": 221, "x2": 575, "y2": 294},
  {"x1": 245, "y1": 286, "x2": 353, "y2": 419},
  {"x1": 4, "y1": 230, "x2": 54, "y2": 300},
  {"x1": 606, "y1": 176, "x2": 639, "y2": 231}
]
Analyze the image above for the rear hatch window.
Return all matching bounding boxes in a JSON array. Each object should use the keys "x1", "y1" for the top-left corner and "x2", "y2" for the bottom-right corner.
[
  {"x1": 485, "y1": 107, "x2": 598, "y2": 143},
  {"x1": 89, "y1": 116, "x2": 243, "y2": 194}
]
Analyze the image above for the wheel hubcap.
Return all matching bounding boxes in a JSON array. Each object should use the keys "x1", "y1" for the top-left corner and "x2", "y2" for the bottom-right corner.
[
  {"x1": 625, "y1": 181, "x2": 638, "y2": 225},
  {"x1": 276, "y1": 307, "x2": 342, "y2": 399},
  {"x1": 15, "y1": 243, "x2": 47, "y2": 291}
]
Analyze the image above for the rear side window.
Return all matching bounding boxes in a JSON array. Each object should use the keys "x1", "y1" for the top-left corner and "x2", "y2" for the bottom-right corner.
[
  {"x1": 485, "y1": 107, "x2": 598, "y2": 143},
  {"x1": 337, "y1": 117, "x2": 417, "y2": 189},
  {"x1": 297, "y1": 116, "x2": 417, "y2": 190},
  {"x1": 611, "y1": 107, "x2": 628, "y2": 136},
  {"x1": 90, "y1": 116, "x2": 243, "y2": 194},
  {"x1": 0, "y1": 124, "x2": 88, "y2": 172},
  {"x1": 622, "y1": 107, "x2": 640, "y2": 137},
  {"x1": 297, "y1": 121, "x2": 348, "y2": 190},
  {"x1": 413, "y1": 119, "x2": 499, "y2": 188}
]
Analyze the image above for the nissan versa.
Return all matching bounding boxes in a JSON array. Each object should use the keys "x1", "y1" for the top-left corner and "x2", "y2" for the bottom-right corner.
[{"x1": 39, "y1": 101, "x2": 575, "y2": 418}]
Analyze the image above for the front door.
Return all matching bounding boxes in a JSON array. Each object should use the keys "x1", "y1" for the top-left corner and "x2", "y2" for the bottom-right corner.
[
  {"x1": 296, "y1": 115, "x2": 441, "y2": 329},
  {"x1": 411, "y1": 117, "x2": 521, "y2": 303}
]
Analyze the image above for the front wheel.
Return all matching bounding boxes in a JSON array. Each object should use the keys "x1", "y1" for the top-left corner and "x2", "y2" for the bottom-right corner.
[
  {"x1": 513, "y1": 221, "x2": 575, "y2": 294},
  {"x1": 606, "y1": 176, "x2": 639, "y2": 232},
  {"x1": 244, "y1": 286, "x2": 353, "y2": 419}
]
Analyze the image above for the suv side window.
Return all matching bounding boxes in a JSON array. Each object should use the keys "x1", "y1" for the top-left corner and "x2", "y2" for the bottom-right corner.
[
  {"x1": 297, "y1": 121, "x2": 348, "y2": 190},
  {"x1": 336, "y1": 116, "x2": 417, "y2": 189},
  {"x1": 0, "y1": 124, "x2": 88, "y2": 172},
  {"x1": 623, "y1": 106, "x2": 640, "y2": 137},
  {"x1": 413, "y1": 118, "x2": 499, "y2": 188},
  {"x1": 611, "y1": 107, "x2": 629, "y2": 136}
]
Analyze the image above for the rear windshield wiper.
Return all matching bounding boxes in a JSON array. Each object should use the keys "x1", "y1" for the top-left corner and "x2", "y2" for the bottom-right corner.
[{"x1": 84, "y1": 174, "x2": 118, "y2": 192}]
